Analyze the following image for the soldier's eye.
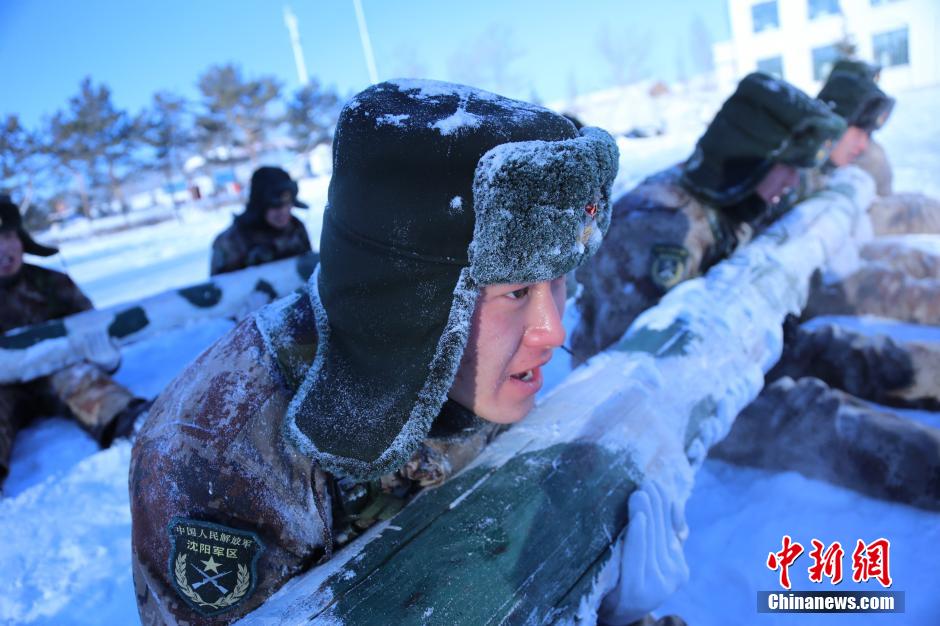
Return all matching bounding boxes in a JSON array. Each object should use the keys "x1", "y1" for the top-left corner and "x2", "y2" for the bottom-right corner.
[{"x1": 506, "y1": 286, "x2": 530, "y2": 300}]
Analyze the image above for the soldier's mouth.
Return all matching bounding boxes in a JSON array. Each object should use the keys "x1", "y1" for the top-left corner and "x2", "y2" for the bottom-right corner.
[{"x1": 510, "y1": 369, "x2": 535, "y2": 382}]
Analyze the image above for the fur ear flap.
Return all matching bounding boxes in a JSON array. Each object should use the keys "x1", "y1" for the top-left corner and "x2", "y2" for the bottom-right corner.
[{"x1": 470, "y1": 127, "x2": 619, "y2": 285}]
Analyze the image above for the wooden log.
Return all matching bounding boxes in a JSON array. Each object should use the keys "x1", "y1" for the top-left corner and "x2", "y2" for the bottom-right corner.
[
  {"x1": 0, "y1": 252, "x2": 318, "y2": 384},
  {"x1": 240, "y1": 167, "x2": 876, "y2": 625}
]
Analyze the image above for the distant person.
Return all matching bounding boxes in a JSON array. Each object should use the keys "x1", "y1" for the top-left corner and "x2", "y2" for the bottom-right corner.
[
  {"x1": 0, "y1": 195, "x2": 148, "y2": 490},
  {"x1": 571, "y1": 72, "x2": 846, "y2": 364},
  {"x1": 803, "y1": 58, "x2": 940, "y2": 323},
  {"x1": 816, "y1": 58, "x2": 940, "y2": 235},
  {"x1": 209, "y1": 167, "x2": 312, "y2": 276}
]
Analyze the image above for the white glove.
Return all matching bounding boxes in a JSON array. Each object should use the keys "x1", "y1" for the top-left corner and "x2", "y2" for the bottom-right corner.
[
  {"x1": 598, "y1": 480, "x2": 690, "y2": 625},
  {"x1": 72, "y1": 326, "x2": 122, "y2": 372}
]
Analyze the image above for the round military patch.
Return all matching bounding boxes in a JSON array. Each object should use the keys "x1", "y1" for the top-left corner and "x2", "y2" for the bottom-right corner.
[
  {"x1": 650, "y1": 244, "x2": 690, "y2": 291},
  {"x1": 167, "y1": 517, "x2": 265, "y2": 617}
]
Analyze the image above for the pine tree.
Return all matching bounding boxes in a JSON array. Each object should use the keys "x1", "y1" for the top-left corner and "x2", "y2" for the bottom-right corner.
[
  {"x1": 47, "y1": 78, "x2": 142, "y2": 217},
  {"x1": 285, "y1": 81, "x2": 341, "y2": 155},
  {"x1": 196, "y1": 64, "x2": 283, "y2": 166},
  {"x1": 0, "y1": 115, "x2": 37, "y2": 198},
  {"x1": 142, "y1": 91, "x2": 194, "y2": 209}
]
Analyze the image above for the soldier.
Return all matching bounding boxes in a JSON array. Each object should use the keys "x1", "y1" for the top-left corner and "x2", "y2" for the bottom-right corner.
[
  {"x1": 131, "y1": 80, "x2": 676, "y2": 625},
  {"x1": 0, "y1": 196, "x2": 148, "y2": 489},
  {"x1": 209, "y1": 166, "x2": 312, "y2": 276},
  {"x1": 818, "y1": 58, "x2": 940, "y2": 236},
  {"x1": 571, "y1": 72, "x2": 846, "y2": 364},
  {"x1": 710, "y1": 62, "x2": 940, "y2": 507},
  {"x1": 803, "y1": 59, "x2": 940, "y2": 322}
]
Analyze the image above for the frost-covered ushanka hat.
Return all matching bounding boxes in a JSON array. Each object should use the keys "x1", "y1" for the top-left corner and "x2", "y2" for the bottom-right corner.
[
  {"x1": 285, "y1": 79, "x2": 619, "y2": 480},
  {"x1": 681, "y1": 72, "x2": 846, "y2": 221}
]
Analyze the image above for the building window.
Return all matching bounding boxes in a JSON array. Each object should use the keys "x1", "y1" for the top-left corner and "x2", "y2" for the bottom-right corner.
[
  {"x1": 752, "y1": 1, "x2": 780, "y2": 33},
  {"x1": 873, "y1": 27, "x2": 910, "y2": 67},
  {"x1": 808, "y1": 0, "x2": 840, "y2": 19},
  {"x1": 812, "y1": 44, "x2": 840, "y2": 80},
  {"x1": 757, "y1": 56, "x2": 784, "y2": 78}
]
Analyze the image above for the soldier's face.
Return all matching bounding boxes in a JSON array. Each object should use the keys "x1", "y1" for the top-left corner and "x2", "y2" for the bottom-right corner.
[
  {"x1": 449, "y1": 276, "x2": 566, "y2": 424},
  {"x1": 755, "y1": 163, "x2": 800, "y2": 207},
  {"x1": 264, "y1": 192, "x2": 294, "y2": 230},
  {"x1": 829, "y1": 126, "x2": 870, "y2": 167},
  {"x1": 0, "y1": 231, "x2": 24, "y2": 277}
]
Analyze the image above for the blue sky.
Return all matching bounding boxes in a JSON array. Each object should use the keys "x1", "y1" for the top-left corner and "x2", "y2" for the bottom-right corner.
[{"x1": 0, "y1": 0, "x2": 729, "y2": 128}]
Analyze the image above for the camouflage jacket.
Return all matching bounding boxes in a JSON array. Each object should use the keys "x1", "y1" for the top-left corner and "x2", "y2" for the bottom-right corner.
[
  {"x1": 571, "y1": 165, "x2": 753, "y2": 364},
  {"x1": 0, "y1": 263, "x2": 92, "y2": 334},
  {"x1": 209, "y1": 216, "x2": 312, "y2": 276},
  {"x1": 130, "y1": 289, "x2": 499, "y2": 625}
]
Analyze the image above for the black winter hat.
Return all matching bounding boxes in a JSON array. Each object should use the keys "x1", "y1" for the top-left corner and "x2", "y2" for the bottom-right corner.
[
  {"x1": 818, "y1": 61, "x2": 894, "y2": 133},
  {"x1": 237, "y1": 166, "x2": 308, "y2": 228},
  {"x1": 681, "y1": 73, "x2": 846, "y2": 212},
  {"x1": 284, "y1": 79, "x2": 619, "y2": 480},
  {"x1": 0, "y1": 195, "x2": 58, "y2": 257}
]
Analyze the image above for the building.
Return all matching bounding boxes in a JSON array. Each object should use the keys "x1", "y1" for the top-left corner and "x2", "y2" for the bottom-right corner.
[{"x1": 713, "y1": 0, "x2": 940, "y2": 94}]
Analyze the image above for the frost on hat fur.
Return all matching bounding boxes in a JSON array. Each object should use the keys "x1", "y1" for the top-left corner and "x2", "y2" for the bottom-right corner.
[
  {"x1": 471, "y1": 127, "x2": 616, "y2": 284},
  {"x1": 283, "y1": 79, "x2": 619, "y2": 481}
]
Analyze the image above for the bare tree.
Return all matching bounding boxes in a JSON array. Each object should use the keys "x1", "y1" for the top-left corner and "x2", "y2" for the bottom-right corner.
[
  {"x1": 389, "y1": 44, "x2": 429, "y2": 79},
  {"x1": 596, "y1": 25, "x2": 652, "y2": 86},
  {"x1": 46, "y1": 78, "x2": 142, "y2": 217},
  {"x1": 689, "y1": 14, "x2": 715, "y2": 78},
  {"x1": 447, "y1": 24, "x2": 525, "y2": 97}
]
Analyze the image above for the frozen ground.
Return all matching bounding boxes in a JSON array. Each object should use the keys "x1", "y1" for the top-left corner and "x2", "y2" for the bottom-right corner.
[{"x1": 2, "y1": 86, "x2": 938, "y2": 625}]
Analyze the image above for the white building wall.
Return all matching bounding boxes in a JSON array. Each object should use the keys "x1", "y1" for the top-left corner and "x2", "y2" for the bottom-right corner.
[{"x1": 715, "y1": 0, "x2": 940, "y2": 94}]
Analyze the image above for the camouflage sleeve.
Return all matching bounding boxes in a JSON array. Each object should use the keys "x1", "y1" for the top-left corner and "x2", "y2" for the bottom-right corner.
[
  {"x1": 710, "y1": 376, "x2": 940, "y2": 511},
  {"x1": 570, "y1": 171, "x2": 724, "y2": 366},
  {"x1": 33, "y1": 267, "x2": 93, "y2": 316},
  {"x1": 292, "y1": 217, "x2": 313, "y2": 255},
  {"x1": 130, "y1": 317, "x2": 331, "y2": 624},
  {"x1": 62, "y1": 275, "x2": 93, "y2": 314},
  {"x1": 210, "y1": 231, "x2": 245, "y2": 277}
]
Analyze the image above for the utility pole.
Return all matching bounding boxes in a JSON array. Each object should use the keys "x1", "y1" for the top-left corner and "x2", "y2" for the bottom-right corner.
[
  {"x1": 284, "y1": 5, "x2": 309, "y2": 86},
  {"x1": 352, "y1": 0, "x2": 379, "y2": 85}
]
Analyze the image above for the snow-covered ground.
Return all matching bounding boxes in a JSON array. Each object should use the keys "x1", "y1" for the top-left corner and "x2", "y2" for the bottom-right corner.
[{"x1": 2, "y1": 86, "x2": 938, "y2": 625}]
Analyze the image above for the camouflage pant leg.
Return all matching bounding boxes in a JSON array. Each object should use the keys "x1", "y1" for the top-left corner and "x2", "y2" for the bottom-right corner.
[
  {"x1": 0, "y1": 384, "x2": 26, "y2": 486},
  {"x1": 804, "y1": 265, "x2": 940, "y2": 325},
  {"x1": 0, "y1": 379, "x2": 60, "y2": 487},
  {"x1": 868, "y1": 193, "x2": 940, "y2": 236},
  {"x1": 769, "y1": 321, "x2": 940, "y2": 409},
  {"x1": 859, "y1": 239, "x2": 940, "y2": 278},
  {"x1": 710, "y1": 377, "x2": 940, "y2": 511},
  {"x1": 47, "y1": 362, "x2": 135, "y2": 447}
]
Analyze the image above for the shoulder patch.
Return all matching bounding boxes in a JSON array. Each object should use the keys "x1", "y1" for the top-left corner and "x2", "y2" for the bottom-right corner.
[
  {"x1": 650, "y1": 244, "x2": 690, "y2": 291},
  {"x1": 167, "y1": 517, "x2": 265, "y2": 617}
]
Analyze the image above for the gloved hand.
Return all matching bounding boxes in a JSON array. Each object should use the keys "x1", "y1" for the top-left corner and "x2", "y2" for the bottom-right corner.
[
  {"x1": 71, "y1": 326, "x2": 122, "y2": 373},
  {"x1": 598, "y1": 480, "x2": 690, "y2": 626}
]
